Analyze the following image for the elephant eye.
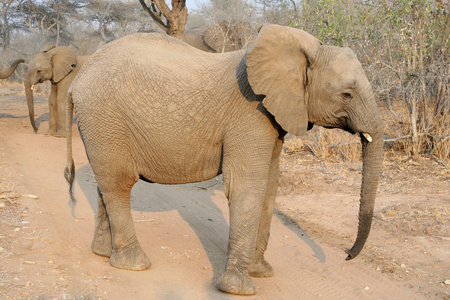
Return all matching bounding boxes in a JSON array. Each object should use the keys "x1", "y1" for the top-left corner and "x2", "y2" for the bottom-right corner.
[
  {"x1": 37, "y1": 70, "x2": 41, "y2": 73},
  {"x1": 342, "y1": 92, "x2": 353, "y2": 99}
]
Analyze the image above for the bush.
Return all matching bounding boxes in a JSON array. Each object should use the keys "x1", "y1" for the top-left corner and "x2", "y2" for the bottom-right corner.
[{"x1": 292, "y1": 0, "x2": 449, "y2": 163}]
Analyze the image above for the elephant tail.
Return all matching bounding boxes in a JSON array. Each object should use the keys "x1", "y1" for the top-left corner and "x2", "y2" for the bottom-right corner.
[
  {"x1": 64, "y1": 90, "x2": 76, "y2": 206},
  {"x1": 64, "y1": 159, "x2": 76, "y2": 203}
]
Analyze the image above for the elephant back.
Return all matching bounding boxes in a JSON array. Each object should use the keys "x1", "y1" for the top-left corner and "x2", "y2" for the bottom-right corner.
[{"x1": 71, "y1": 32, "x2": 245, "y2": 114}]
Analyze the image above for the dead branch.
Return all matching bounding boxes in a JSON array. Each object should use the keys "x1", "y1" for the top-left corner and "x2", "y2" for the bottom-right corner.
[{"x1": 138, "y1": 0, "x2": 169, "y2": 30}]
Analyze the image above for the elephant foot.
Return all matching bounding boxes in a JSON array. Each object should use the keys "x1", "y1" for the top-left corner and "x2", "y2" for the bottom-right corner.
[
  {"x1": 55, "y1": 130, "x2": 66, "y2": 138},
  {"x1": 91, "y1": 234, "x2": 112, "y2": 257},
  {"x1": 217, "y1": 269, "x2": 256, "y2": 295},
  {"x1": 248, "y1": 258, "x2": 274, "y2": 278},
  {"x1": 47, "y1": 129, "x2": 57, "y2": 136},
  {"x1": 109, "y1": 243, "x2": 151, "y2": 271}
]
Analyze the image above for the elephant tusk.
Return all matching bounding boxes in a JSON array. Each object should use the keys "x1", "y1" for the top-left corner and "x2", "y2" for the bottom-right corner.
[
  {"x1": 31, "y1": 85, "x2": 36, "y2": 91},
  {"x1": 362, "y1": 133, "x2": 373, "y2": 143}
]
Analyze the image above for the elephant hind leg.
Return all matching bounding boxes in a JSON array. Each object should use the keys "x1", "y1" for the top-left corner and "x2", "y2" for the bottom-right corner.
[
  {"x1": 95, "y1": 170, "x2": 151, "y2": 271},
  {"x1": 91, "y1": 187, "x2": 112, "y2": 257}
]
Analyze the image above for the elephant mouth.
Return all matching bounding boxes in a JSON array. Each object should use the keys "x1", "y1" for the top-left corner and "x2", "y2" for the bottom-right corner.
[
  {"x1": 343, "y1": 126, "x2": 356, "y2": 135},
  {"x1": 339, "y1": 117, "x2": 359, "y2": 135},
  {"x1": 322, "y1": 117, "x2": 356, "y2": 134}
]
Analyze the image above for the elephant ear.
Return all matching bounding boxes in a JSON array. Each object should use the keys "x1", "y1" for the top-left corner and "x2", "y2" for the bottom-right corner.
[
  {"x1": 246, "y1": 24, "x2": 321, "y2": 136},
  {"x1": 51, "y1": 47, "x2": 77, "y2": 84}
]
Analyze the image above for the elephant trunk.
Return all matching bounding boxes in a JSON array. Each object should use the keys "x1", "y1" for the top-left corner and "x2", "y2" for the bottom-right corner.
[
  {"x1": 0, "y1": 59, "x2": 25, "y2": 79},
  {"x1": 24, "y1": 81, "x2": 38, "y2": 132},
  {"x1": 345, "y1": 122, "x2": 383, "y2": 260}
]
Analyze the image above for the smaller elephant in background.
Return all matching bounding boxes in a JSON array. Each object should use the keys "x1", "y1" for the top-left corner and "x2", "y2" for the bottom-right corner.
[
  {"x1": 24, "y1": 45, "x2": 89, "y2": 137},
  {"x1": 0, "y1": 59, "x2": 25, "y2": 79},
  {"x1": 186, "y1": 20, "x2": 255, "y2": 53}
]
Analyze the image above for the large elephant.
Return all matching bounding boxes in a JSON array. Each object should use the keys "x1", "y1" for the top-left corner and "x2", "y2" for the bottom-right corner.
[
  {"x1": 0, "y1": 59, "x2": 25, "y2": 79},
  {"x1": 24, "y1": 45, "x2": 89, "y2": 137},
  {"x1": 186, "y1": 20, "x2": 254, "y2": 53},
  {"x1": 65, "y1": 24, "x2": 383, "y2": 295}
]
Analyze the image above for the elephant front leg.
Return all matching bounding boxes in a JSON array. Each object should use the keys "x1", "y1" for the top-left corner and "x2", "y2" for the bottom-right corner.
[
  {"x1": 47, "y1": 84, "x2": 58, "y2": 136},
  {"x1": 217, "y1": 189, "x2": 265, "y2": 295},
  {"x1": 249, "y1": 140, "x2": 282, "y2": 278},
  {"x1": 91, "y1": 188, "x2": 112, "y2": 257},
  {"x1": 216, "y1": 130, "x2": 279, "y2": 295},
  {"x1": 248, "y1": 192, "x2": 275, "y2": 278},
  {"x1": 217, "y1": 146, "x2": 276, "y2": 295}
]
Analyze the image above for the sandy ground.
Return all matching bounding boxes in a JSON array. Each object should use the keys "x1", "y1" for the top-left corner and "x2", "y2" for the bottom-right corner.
[{"x1": 0, "y1": 84, "x2": 449, "y2": 299}]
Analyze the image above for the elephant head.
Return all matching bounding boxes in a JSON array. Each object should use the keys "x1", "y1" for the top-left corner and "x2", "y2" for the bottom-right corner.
[
  {"x1": 246, "y1": 25, "x2": 383, "y2": 259},
  {"x1": 0, "y1": 59, "x2": 25, "y2": 79},
  {"x1": 24, "y1": 45, "x2": 77, "y2": 132}
]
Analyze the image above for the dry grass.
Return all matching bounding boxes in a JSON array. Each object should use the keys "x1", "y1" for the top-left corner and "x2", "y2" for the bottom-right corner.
[
  {"x1": 0, "y1": 180, "x2": 21, "y2": 220},
  {"x1": 376, "y1": 202, "x2": 449, "y2": 237},
  {"x1": 284, "y1": 100, "x2": 449, "y2": 167},
  {"x1": 384, "y1": 100, "x2": 450, "y2": 164},
  {"x1": 0, "y1": 80, "x2": 20, "y2": 87},
  {"x1": 284, "y1": 127, "x2": 361, "y2": 163},
  {"x1": 0, "y1": 179, "x2": 20, "y2": 201},
  {"x1": 0, "y1": 81, "x2": 50, "y2": 96}
]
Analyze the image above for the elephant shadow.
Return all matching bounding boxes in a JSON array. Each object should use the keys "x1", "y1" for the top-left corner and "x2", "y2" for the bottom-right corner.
[
  {"x1": 34, "y1": 113, "x2": 77, "y2": 131},
  {"x1": 0, "y1": 111, "x2": 47, "y2": 124},
  {"x1": 0, "y1": 113, "x2": 28, "y2": 119},
  {"x1": 75, "y1": 163, "x2": 325, "y2": 282},
  {"x1": 0, "y1": 112, "x2": 47, "y2": 125},
  {"x1": 35, "y1": 112, "x2": 49, "y2": 128}
]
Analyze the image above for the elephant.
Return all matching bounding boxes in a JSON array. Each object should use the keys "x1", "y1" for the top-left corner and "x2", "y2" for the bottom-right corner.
[
  {"x1": 24, "y1": 45, "x2": 89, "y2": 137},
  {"x1": 64, "y1": 24, "x2": 383, "y2": 295},
  {"x1": 185, "y1": 27, "x2": 210, "y2": 51},
  {"x1": 0, "y1": 59, "x2": 25, "y2": 79},
  {"x1": 186, "y1": 20, "x2": 254, "y2": 53}
]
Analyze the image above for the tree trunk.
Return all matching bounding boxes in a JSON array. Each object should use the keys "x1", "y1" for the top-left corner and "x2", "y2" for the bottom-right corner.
[
  {"x1": 138, "y1": 0, "x2": 188, "y2": 41},
  {"x1": 410, "y1": 91, "x2": 419, "y2": 154}
]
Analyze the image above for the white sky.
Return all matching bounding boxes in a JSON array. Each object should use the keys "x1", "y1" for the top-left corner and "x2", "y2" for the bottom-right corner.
[{"x1": 186, "y1": 0, "x2": 206, "y2": 11}]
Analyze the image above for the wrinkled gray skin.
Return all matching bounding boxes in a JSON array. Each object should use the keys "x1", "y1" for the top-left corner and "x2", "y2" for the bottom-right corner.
[
  {"x1": 24, "y1": 45, "x2": 89, "y2": 137},
  {"x1": 65, "y1": 24, "x2": 383, "y2": 295},
  {"x1": 0, "y1": 59, "x2": 25, "y2": 79},
  {"x1": 186, "y1": 21, "x2": 254, "y2": 53}
]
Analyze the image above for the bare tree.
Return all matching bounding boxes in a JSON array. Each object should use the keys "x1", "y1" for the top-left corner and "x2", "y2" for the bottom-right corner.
[
  {"x1": 256, "y1": 0, "x2": 299, "y2": 25},
  {"x1": 202, "y1": 20, "x2": 255, "y2": 52},
  {"x1": 188, "y1": 0, "x2": 257, "y2": 52},
  {"x1": 0, "y1": 0, "x2": 24, "y2": 59},
  {"x1": 18, "y1": 0, "x2": 78, "y2": 48},
  {"x1": 138, "y1": 0, "x2": 188, "y2": 41}
]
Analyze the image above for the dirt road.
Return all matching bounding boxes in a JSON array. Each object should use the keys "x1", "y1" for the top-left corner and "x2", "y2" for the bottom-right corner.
[{"x1": 0, "y1": 85, "x2": 448, "y2": 299}]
